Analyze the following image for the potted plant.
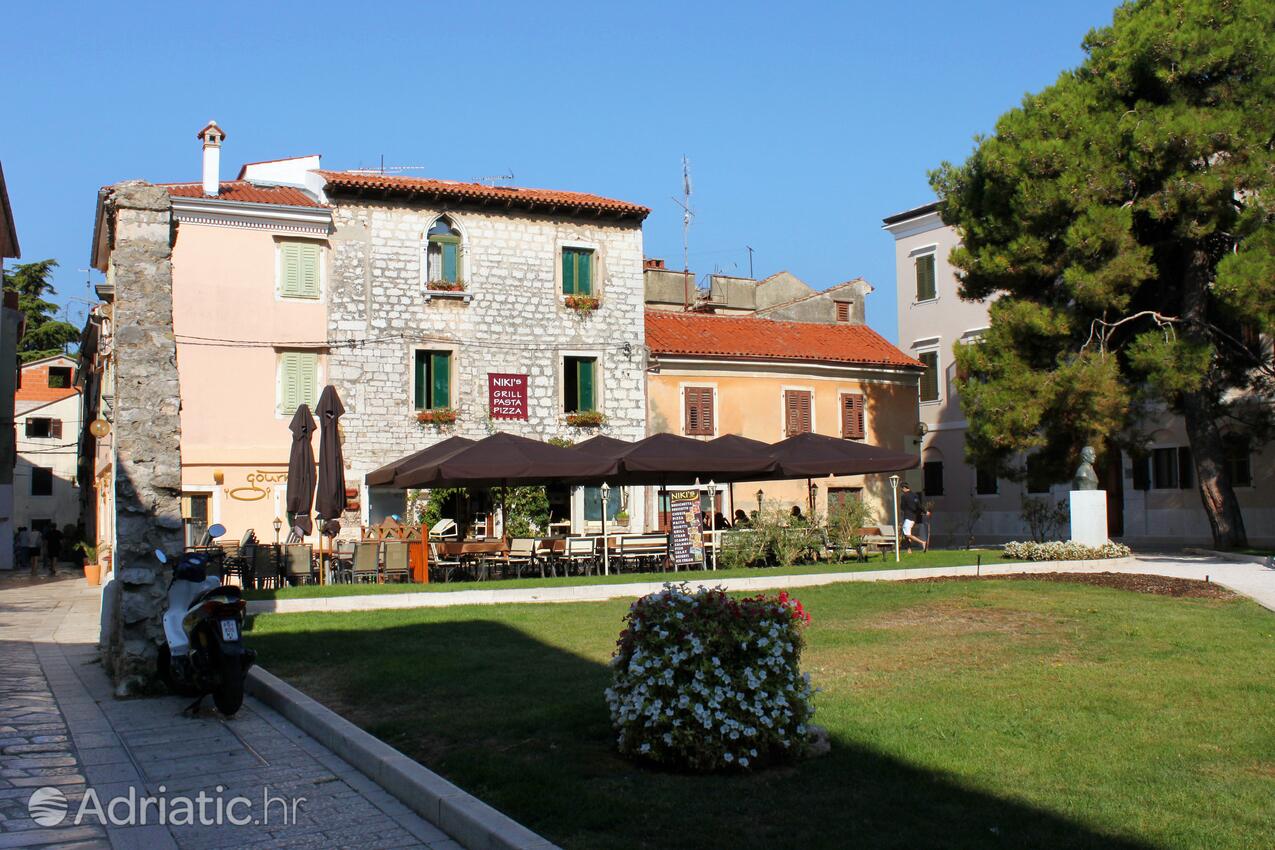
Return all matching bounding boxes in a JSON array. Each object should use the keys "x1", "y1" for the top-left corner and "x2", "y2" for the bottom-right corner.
[
  {"x1": 77, "y1": 542, "x2": 100, "y2": 586},
  {"x1": 426, "y1": 279, "x2": 466, "y2": 292},
  {"x1": 417, "y1": 407, "x2": 458, "y2": 425},
  {"x1": 566, "y1": 410, "x2": 606, "y2": 427},
  {"x1": 564, "y1": 294, "x2": 601, "y2": 314},
  {"x1": 614, "y1": 509, "x2": 630, "y2": 526}
]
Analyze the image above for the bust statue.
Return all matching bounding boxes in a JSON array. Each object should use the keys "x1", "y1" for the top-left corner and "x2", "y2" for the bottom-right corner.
[{"x1": 1072, "y1": 446, "x2": 1099, "y2": 491}]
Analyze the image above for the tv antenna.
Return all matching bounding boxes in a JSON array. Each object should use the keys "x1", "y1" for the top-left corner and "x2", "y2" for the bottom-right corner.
[
  {"x1": 671, "y1": 156, "x2": 695, "y2": 309},
  {"x1": 348, "y1": 155, "x2": 427, "y2": 176},
  {"x1": 476, "y1": 169, "x2": 516, "y2": 187}
]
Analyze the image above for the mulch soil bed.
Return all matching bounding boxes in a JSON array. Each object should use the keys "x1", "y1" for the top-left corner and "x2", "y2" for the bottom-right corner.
[{"x1": 900, "y1": 571, "x2": 1236, "y2": 599}]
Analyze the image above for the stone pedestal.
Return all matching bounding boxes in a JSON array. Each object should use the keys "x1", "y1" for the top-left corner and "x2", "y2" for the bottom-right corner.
[{"x1": 1069, "y1": 490, "x2": 1108, "y2": 547}]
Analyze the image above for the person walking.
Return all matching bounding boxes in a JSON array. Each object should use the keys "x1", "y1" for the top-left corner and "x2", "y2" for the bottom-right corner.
[
  {"x1": 43, "y1": 525, "x2": 63, "y2": 575},
  {"x1": 899, "y1": 482, "x2": 929, "y2": 553}
]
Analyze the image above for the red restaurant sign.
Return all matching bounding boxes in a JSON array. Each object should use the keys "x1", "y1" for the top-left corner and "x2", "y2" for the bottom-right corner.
[{"x1": 488, "y1": 373, "x2": 529, "y2": 419}]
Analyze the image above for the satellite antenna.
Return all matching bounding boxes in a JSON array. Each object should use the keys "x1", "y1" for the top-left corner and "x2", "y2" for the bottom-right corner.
[{"x1": 671, "y1": 156, "x2": 694, "y2": 310}]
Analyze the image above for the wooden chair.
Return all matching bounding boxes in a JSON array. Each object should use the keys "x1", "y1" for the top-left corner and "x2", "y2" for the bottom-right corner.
[
  {"x1": 618, "y1": 534, "x2": 669, "y2": 572},
  {"x1": 252, "y1": 545, "x2": 281, "y2": 589},
  {"x1": 330, "y1": 539, "x2": 356, "y2": 583},
  {"x1": 428, "y1": 542, "x2": 463, "y2": 583},
  {"x1": 350, "y1": 542, "x2": 381, "y2": 583},
  {"x1": 505, "y1": 538, "x2": 537, "y2": 578},
  {"x1": 564, "y1": 537, "x2": 597, "y2": 576},
  {"x1": 382, "y1": 541, "x2": 411, "y2": 583}
]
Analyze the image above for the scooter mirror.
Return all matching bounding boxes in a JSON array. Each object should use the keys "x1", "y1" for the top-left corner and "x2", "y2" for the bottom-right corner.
[
  {"x1": 154, "y1": 549, "x2": 168, "y2": 564},
  {"x1": 207, "y1": 523, "x2": 226, "y2": 539}
]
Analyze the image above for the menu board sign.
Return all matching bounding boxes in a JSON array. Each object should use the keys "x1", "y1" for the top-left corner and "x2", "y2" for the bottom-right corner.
[
  {"x1": 488, "y1": 373, "x2": 528, "y2": 419},
  {"x1": 667, "y1": 489, "x2": 704, "y2": 567}
]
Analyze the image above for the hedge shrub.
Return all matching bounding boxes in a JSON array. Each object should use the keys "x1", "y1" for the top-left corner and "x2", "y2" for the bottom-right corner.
[{"x1": 1002, "y1": 540, "x2": 1132, "y2": 561}]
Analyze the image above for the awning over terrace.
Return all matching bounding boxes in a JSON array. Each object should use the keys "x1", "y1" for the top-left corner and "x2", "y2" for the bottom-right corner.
[{"x1": 367, "y1": 431, "x2": 917, "y2": 490}]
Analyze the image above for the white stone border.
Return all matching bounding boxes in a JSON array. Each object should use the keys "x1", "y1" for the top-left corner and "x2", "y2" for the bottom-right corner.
[
  {"x1": 246, "y1": 666, "x2": 558, "y2": 850},
  {"x1": 1184, "y1": 547, "x2": 1275, "y2": 568},
  {"x1": 247, "y1": 557, "x2": 1142, "y2": 615}
]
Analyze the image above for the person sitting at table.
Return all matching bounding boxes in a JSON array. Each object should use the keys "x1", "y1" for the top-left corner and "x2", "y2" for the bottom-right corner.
[
  {"x1": 733, "y1": 509, "x2": 750, "y2": 528},
  {"x1": 713, "y1": 511, "x2": 731, "y2": 530}
]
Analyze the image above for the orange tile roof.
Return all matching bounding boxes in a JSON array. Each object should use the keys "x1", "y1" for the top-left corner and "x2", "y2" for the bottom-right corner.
[
  {"x1": 161, "y1": 181, "x2": 326, "y2": 208},
  {"x1": 645, "y1": 311, "x2": 923, "y2": 369},
  {"x1": 317, "y1": 171, "x2": 649, "y2": 220}
]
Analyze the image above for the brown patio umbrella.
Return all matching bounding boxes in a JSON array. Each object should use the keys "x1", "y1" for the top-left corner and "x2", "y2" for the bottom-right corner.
[
  {"x1": 285, "y1": 404, "x2": 317, "y2": 536},
  {"x1": 364, "y1": 435, "x2": 477, "y2": 487},
  {"x1": 314, "y1": 386, "x2": 347, "y2": 526},
  {"x1": 575, "y1": 432, "x2": 779, "y2": 485},
  {"x1": 768, "y1": 431, "x2": 918, "y2": 477},
  {"x1": 393, "y1": 432, "x2": 619, "y2": 489}
]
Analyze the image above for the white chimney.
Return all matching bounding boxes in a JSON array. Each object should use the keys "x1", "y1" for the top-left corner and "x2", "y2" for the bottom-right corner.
[{"x1": 197, "y1": 120, "x2": 226, "y2": 197}]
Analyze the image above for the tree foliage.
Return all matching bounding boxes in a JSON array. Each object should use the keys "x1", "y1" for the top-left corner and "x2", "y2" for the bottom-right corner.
[
  {"x1": 1, "y1": 259, "x2": 80, "y2": 362},
  {"x1": 931, "y1": 0, "x2": 1274, "y2": 546}
]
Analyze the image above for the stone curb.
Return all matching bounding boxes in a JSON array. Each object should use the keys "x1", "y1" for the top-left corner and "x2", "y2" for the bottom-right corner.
[
  {"x1": 247, "y1": 556, "x2": 1143, "y2": 615},
  {"x1": 1184, "y1": 548, "x2": 1275, "y2": 568},
  {"x1": 245, "y1": 666, "x2": 559, "y2": 850}
]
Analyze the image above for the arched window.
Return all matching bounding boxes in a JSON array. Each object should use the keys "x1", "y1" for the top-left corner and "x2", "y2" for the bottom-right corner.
[{"x1": 425, "y1": 217, "x2": 462, "y2": 285}]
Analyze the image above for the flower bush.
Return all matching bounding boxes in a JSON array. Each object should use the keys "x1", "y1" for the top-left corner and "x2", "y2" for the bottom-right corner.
[
  {"x1": 564, "y1": 294, "x2": 601, "y2": 313},
  {"x1": 426, "y1": 279, "x2": 466, "y2": 292},
  {"x1": 605, "y1": 583, "x2": 815, "y2": 772},
  {"x1": 1002, "y1": 540, "x2": 1132, "y2": 561},
  {"x1": 416, "y1": 407, "x2": 458, "y2": 424},
  {"x1": 565, "y1": 410, "x2": 606, "y2": 427}
]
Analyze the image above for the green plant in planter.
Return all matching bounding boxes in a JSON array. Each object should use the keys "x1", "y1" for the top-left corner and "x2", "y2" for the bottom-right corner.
[
  {"x1": 564, "y1": 295, "x2": 600, "y2": 313},
  {"x1": 75, "y1": 541, "x2": 97, "y2": 563},
  {"x1": 614, "y1": 510, "x2": 630, "y2": 525},
  {"x1": 426, "y1": 279, "x2": 466, "y2": 292},
  {"x1": 417, "y1": 407, "x2": 458, "y2": 425}
]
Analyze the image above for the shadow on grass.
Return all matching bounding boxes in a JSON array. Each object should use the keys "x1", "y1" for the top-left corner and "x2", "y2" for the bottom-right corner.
[{"x1": 253, "y1": 617, "x2": 1153, "y2": 850}]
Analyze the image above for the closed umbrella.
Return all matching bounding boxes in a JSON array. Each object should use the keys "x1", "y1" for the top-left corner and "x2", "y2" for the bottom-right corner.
[
  {"x1": 314, "y1": 386, "x2": 346, "y2": 583},
  {"x1": 285, "y1": 405, "x2": 317, "y2": 536}
]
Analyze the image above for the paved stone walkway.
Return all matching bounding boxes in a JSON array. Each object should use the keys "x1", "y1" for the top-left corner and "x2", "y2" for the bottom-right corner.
[{"x1": 0, "y1": 571, "x2": 460, "y2": 849}]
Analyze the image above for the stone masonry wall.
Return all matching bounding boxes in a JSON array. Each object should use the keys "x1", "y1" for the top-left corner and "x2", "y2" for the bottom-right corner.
[
  {"x1": 327, "y1": 200, "x2": 648, "y2": 488},
  {"x1": 100, "y1": 182, "x2": 184, "y2": 695}
]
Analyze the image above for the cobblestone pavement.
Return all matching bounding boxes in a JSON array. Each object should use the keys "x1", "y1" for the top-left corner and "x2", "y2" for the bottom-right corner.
[{"x1": 0, "y1": 570, "x2": 460, "y2": 849}]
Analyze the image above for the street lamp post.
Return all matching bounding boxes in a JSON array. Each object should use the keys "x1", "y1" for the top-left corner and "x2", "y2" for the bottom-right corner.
[
  {"x1": 708, "y1": 479, "x2": 717, "y2": 570},
  {"x1": 889, "y1": 475, "x2": 901, "y2": 563},
  {"x1": 600, "y1": 482, "x2": 610, "y2": 576},
  {"x1": 273, "y1": 516, "x2": 282, "y2": 546},
  {"x1": 756, "y1": 488, "x2": 764, "y2": 516}
]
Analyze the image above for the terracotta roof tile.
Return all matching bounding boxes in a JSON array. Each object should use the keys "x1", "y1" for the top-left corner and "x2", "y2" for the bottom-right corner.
[
  {"x1": 645, "y1": 311, "x2": 922, "y2": 369},
  {"x1": 161, "y1": 181, "x2": 325, "y2": 208},
  {"x1": 317, "y1": 171, "x2": 649, "y2": 220}
]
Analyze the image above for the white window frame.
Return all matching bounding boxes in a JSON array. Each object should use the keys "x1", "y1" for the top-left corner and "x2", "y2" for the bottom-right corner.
[
  {"x1": 779, "y1": 384, "x2": 816, "y2": 439},
  {"x1": 274, "y1": 350, "x2": 324, "y2": 418},
  {"x1": 909, "y1": 244, "x2": 939, "y2": 305},
  {"x1": 275, "y1": 238, "x2": 326, "y2": 302},
  {"x1": 409, "y1": 343, "x2": 459, "y2": 411},
  {"x1": 560, "y1": 349, "x2": 604, "y2": 415},
  {"x1": 556, "y1": 239, "x2": 603, "y2": 301},
  {"x1": 678, "y1": 382, "x2": 719, "y2": 438},
  {"x1": 915, "y1": 345, "x2": 942, "y2": 406}
]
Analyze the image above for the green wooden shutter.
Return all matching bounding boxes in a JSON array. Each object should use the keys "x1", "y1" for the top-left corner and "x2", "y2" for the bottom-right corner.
[
  {"x1": 577, "y1": 358, "x2": 595, "y2": 411},
  {"x1": 280, "y1": 352, "x2": 301, "y2": 413},
  {"x1": 562, "y1": 250, "x2": 575, "y2": 295},
  {"x1": 281, "y1": 244, "x2": 302, "y2": 297},
  {"x1": 577, "y1": 250, "x2": 592, "y2": 296},
  {"x1": 298, "y1": 353, "x2": 318, "y2": 409},
  {"x1": 441, "y1": 242, "x2": 458, "y2": 283},
  {"x1": 916, "y1": 255, "x2": 936, "y2": 301},
  {"x1": 298, "y1": 244, "x2": 320, "y2": 297},
  {"x1": 430, "y1": 351, "x2": 451, "y2": 409},
  {"x1": 414, "y1": 351, "x2": 428, "y2": 410}
]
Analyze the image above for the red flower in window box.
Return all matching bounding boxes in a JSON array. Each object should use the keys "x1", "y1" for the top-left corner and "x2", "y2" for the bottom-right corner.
[
  {"x1": 566, "y1": 410, "x2": 606, "y2": 427},
  {"x1": 564, "y1": 295, "x2": 600, "y2": 313},
  {"x1": 426, "y1": 279, "x2": 466, "y2": 292},
  {"x1": 416, "y1": 407, "x2": 457, "y2": 424}
]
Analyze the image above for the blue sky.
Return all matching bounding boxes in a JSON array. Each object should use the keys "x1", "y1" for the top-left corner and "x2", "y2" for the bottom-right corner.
[{"x1": 1, "y1": 0, "x2": 1121, "y2": 342}]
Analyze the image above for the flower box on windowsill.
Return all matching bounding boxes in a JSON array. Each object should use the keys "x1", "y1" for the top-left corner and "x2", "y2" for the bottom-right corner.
[
  {"x1": 424, "y1": 280, "x2": 472, "y2": 303},
  {"x1": 566, "y1": 411, "x2": 606, "y2": 428},
  {"x1": 417, "y1": 408, "x2": 458, "y2": 425},
  {"x1": 564, "y1": 295, "x2": 600, "y2": 314}
]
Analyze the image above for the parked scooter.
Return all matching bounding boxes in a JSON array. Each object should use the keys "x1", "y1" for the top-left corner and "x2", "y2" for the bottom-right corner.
[{"x1": 156, "y1": 524, "x2": 256, "y2": 716}]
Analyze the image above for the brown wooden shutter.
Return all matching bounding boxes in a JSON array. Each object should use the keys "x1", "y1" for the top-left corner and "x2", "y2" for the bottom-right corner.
[
  {"x1": 836, "y1": 301, "x2": 850, "y2": 323},
  {"x1": 700, "y1": 388, "x2": 714, "y2": 435},
  {"x1": 841, "y1": 394, "x2": 864, "y2": 439},
  {"x1": 50, "y1": 419, "x2": 62, "y2": 440},
  {"x1": 684, "y1": 388, "x2": 715, "y2": 436},
  {"x1": 684, "y1": 388, "x2": 700, "y2": 435},
  {"x1": 785, "y1": 390, "x2": 811, "y2": 436}
]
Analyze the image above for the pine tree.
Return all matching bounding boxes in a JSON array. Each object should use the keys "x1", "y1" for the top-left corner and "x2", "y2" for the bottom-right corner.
[
  {"x1": 2, "y1": 259, "x2": 80, "y2": 362},
  {"x1": 931, "y1": 0, "x2": 1274, "y2": 548}
]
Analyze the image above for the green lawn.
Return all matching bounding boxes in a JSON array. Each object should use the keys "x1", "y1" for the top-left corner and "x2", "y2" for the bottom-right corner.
[
  {"x1": 244, "y1": 548, "x2": 1010, "y2": 600},
  {"x1": 251, "y1": 580, "x2": 1275, "y2": 849}
]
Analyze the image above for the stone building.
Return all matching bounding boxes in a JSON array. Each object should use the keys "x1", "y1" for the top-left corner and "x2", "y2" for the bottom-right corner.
[
  {"x1": 13, "y1": 354, "x2": 82, "y2": 539},
  {"x1": 317, "y1": 172, "x2": 651, "y2": 531},
  {"x1": 884, "y1": 201, "x2": 1273, "y2": 547}
]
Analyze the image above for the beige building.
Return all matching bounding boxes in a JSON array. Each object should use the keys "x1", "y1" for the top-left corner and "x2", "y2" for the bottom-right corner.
[
  {"x1": 14, "y1": 355, "x2": 82, "y2": 537},
  {"x1": 643, "y1": 259, "x2": 872, "y2": 324},
  {"x1": 645, "y1": 310, "x2": 922, "y2": 527},
  {"x1": 884, "y1": 202, "x2": 1273, "y2": 547}
]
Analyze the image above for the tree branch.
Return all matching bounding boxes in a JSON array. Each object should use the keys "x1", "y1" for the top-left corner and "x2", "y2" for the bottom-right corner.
[{"x1": 1081, "y1": 311, "x2": 1179, "y2": 355}]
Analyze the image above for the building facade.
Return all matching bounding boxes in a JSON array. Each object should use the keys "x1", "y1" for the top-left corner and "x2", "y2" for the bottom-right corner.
[
  {"x1": 644, "y1": 259, "x2": 872, "y2": 324},
  {"x1": 319, "y1": 172, "x2": 650, "y2": 532},
  {"x1": 14, "y1": 354, "x2": 81, "y2": 537},
  {"x1": 884, "y1": 202, "x2": 1273, "y2": 547},
  {"x1": 0, "y1": 163, "x2": 20, "y2": 568},
  {"x1": 645, "y1": 311, "x2": 922, "y2": 526}
]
